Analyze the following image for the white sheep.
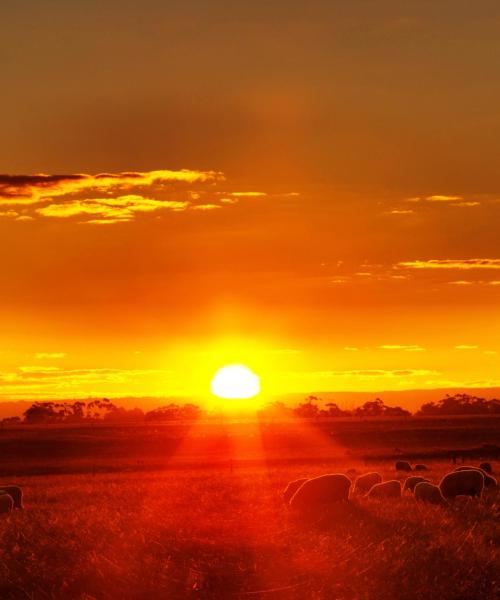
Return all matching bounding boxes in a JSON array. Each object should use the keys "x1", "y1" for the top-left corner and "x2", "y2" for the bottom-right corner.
[
  {"x1": 454, "y1": 466, "x2": 497, "y2": 488},
  {"x1": 414, "y1": 482, "x2": 446, "y2": 505},
  {"x1": 0, "y1": 493, "x2": 13, "y2": 514},
  {"x1": 289, "y1": 474, "x2": 351, "y2": 510},
  {"x1": 0, "y1": 486, "x2": 23, "y2": 509},
  {"x1": 403, "y1": 476, "x2": 430, "y2": 493},
  {"x1": 354, "y1": 472, "x2": 382, "y2": 495},
  {"x1": 440, "y1": 469, "x2": 484, "y2": 499},
  {"x1": 366, "y1": 480, "x2": 402, "y2": 499},
  {"x1": 283, "y1": 478, "x2": 309, "y2": 504},
  {"x1": 414, "y1": 464, "x2": 429, "y2": 471}
]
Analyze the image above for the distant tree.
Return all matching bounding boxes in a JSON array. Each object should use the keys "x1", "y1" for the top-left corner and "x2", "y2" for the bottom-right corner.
[
  {"x1": 417, "y1": 393, "x2": 500, "y2": 415},
  {"x1": 383, "y1": 405, "x2": 411, "y2": 417},
  {"x1": 323, "y1": 402, "x2": 351, "y2": 417},
  {"x1": 103, "y1": 406, "x2": 145, "y2": 422},
  {"x1": 22, "y1": 398, "x2": 123, "y2": 424},
  {"x1": 293, "y1": 396, "x2": 321, "y2": 418},
  {"x1": 354, "y1": 398, "x2": 410, "y2": 418},
  {"x1": 354, "y1": 398, "x2": 385, "y2": 417},
  {"x1": 1, "y1": 416, "x2": 21, "y2": 426},
  {"x1": 145, "y1": 403, "x2": 203, "y2": 422},
  {"x1": 258, "y1": 401, "x2": 293, "y2": 417},
  {"x1": 23, "y1": 402, "x2": 60, "y2": 424}
]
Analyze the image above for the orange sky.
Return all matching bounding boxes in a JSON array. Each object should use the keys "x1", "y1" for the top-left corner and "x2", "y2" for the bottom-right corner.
[{"x1": 1, "y1": 2, "x2": 500, "y2": 403}]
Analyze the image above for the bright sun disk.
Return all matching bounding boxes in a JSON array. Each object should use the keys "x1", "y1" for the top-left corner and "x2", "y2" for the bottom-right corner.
[{"x1": 210, "y1": 364, "x2": 260, "y2": 399}]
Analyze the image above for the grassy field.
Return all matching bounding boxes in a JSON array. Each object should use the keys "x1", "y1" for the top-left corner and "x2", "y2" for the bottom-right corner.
[{"x1": 0, "y1": 418, "x2": 499, "y2": 599}]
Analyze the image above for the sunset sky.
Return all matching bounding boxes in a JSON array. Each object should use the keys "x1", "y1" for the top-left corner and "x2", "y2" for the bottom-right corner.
[{"x1": 1, "y1": 2, "x2": 500, "y2": 403}]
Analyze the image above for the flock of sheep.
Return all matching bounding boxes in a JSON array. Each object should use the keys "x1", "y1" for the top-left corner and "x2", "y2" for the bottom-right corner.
[
  {"x1": 0, "y1": 462, "x2": 496, "y2": 515},
  {"x1": 283, "y1": 461, "x2": 497, "y2": 511}
]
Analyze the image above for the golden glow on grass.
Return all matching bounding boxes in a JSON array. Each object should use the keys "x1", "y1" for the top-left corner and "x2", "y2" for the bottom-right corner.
[{"x1": 210, "y1": 364, "x2": 260, "y2": 400}]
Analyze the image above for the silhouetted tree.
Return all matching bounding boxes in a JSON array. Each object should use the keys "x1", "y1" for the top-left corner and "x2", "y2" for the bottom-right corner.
[
  {"x1": 354, "y1": 398, "x2": 410, "y2": 418},
  {"x1": 293, "y1": 396, "x2": 321, "y2": 418},
  {"x1": 323, "y1": 402, "x2": 351, "y2": 417},
  {"x1": 417, "y1": 393, "x2": 500, "y2": 415},
  {"x1": 145, "y1": 403, "x2": 202, "y2": 422}
]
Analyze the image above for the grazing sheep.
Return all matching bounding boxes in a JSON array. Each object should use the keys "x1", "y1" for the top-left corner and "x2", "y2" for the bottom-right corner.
[
  {"x1": 454, "y1": 466, "x2": 497, "y2": 488},
  {"x1": 0, "y1": 493, "x2": 13, "y2": 514},
  {"x1": 479, "y1": 462, "x2": 493, "y2": 474},
  {"x1": 366, "y1": 480, "x2": 402, "y2": 499},
  {"x1": 354, "y1": 472, "x2": 382, "y2": 495},
  {"x1": 395, "y1": 461, "x2": 412, "y2": 472},
  {"x1": 283, "y1": 478, "x2": 308, "y2": 504},
  {"x1": 0, "y1": 486, "x2": 23, "y2": 509},
  {"x1": 440, "y1": 469, "x2": 484, "y2": 499},
  {"x1": 414, "y1": 464, "x2": 429, "y2": 471},
  {"x1": 414, "y1": 482, "x2": 446, "y2": 505},
  {"x1": 289, "y1": 474, "x2": 351, "y2": 510},
  {"x1": 403, "y1": 476, "x2": 430, "y2": 493}
]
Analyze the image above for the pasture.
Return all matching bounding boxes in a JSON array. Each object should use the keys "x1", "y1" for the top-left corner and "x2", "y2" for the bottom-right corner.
[{"x1": 0, "y1": 417, "x2": 499, "y2": 599}]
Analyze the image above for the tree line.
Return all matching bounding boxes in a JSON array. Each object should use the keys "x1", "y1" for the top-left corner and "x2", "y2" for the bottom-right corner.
[{"x1": 1, "y1": 392, "x2": 499, "y2": 426}]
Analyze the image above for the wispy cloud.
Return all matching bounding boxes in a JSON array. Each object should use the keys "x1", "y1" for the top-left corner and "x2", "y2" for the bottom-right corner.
[
  {"x1": 36, "y1": 195, "x2": 188, "y2": 222},
  {"x1": 0, "y1": 367, "x2": 174, "y2": 398},
  {"x1": 0, "y1": 170, "x2": 221, "y2": 205},
  {"x1": 397, "y1": 259, "x2": 500, "y2": 270},
  {"x1": 387, "y1": 209, "x2": 415, "y2": 215},
  {"x1": 405, "y1": 194, "x2": 480, "y2": 208},
  {"x1": 0, "y1": 169, "x2": 287, "y2": 224},
  {"x1": 454, "y1": 345, "x2": 479, "y2": 350},
  {"x1": 379, "y1": 344, "x2": 425, "y2": 352},
  {"x1": 426, "y1": 195, "x2": 463, "y2": 202},
  {"x1": 447, "y1": 280, "x2": 500, "y2": 286},
  {"x1": 190, "y1": 203, "x2": 221, "y2": 211},
  {"x1": 228, "y1": 192, "x2": 267, "y2": 197},
  {"x1": 316, "y1": 369, "x2": 437, "y2": 378},
  {"x1": 35, "y1": 352, "x2": 66, "y2": 359},
  {"x1": 451, "y1": 201, "x2": 480, "y2": 208}
]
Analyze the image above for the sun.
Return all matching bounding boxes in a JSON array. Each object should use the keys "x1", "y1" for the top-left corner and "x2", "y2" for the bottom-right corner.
[{"x1": 210, "y1": 364, "x2": 260, "y2": 400}]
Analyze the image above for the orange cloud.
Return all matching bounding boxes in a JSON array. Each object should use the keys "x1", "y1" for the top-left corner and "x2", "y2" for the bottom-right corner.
[
  {"x1": 426, "y1": 195, "x2": 463, "y2": 202},
  {"x1": 379, "y1": 345, "x2": 425, "y2": 352},
  {"x1": 35, "y1": 352, "x2": 66, "y2": 359},
  {"x1": 398, "y1": 259, "x2": 500, "y2": 270},
  {"x1": 302, "y1": 369, "x2": 437, "y2": 378},
  {"x1": 190, "y1": 203, "x2": 221, "y2": 211},
  {"x1": 0, "y1": 367, "x2": 174, "y2": 399},
  {"x1": 36, "y1": 195, "x2": 189, "y2": 222},
  {"x1": 0, "y1": 170, "x2": 284, "y2": 224},
  {"x1": 0, "y1": 169, "x2": 222, "y2": 205}
]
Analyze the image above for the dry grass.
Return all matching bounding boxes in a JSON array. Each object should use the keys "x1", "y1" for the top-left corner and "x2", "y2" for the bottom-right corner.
[{"x1": 0, "y1": 461, "x2": 498, "y2": 599}]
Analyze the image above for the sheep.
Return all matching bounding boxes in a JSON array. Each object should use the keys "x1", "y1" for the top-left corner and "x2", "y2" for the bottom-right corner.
[
  {"x1": 366, "y1": 480, "x2": 402, "y2": 499},
  {"x1": 395, "y1": 461, "x2": 412, "y2": 472},
  {"x1": 414, "y1": 464, "x2": 429, "y2": 471},
  {"x1": 454, "y1": 466, "x2": 497, "y2": 488},
  {"x1": 289, "y1": 474, "x2": 351, "y2": 511},
  {"x1": 0, "y1": 493, "x2": 13, "y2": 514},
  {"x1": 440, "y1": 469, "x2": 484, "y2": 499},
  {"x1": 283, "y1": 478, "x2": 309, "y2": 504},
  {"x1": 479, "y1": 462, "x2": 493, "y2": 474},
  {"x1": 403, "y1": 476, "x2": 430, "y2": 493},
  {"x1": 0, "y1": 486, "x2": 23, "y2": 509},
  {"x1": 354, "y1": 472, "x2": 382, "y2": 495},
  {"x1": 414, "y1": 482, "x2": 446, "y2": 505}
]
